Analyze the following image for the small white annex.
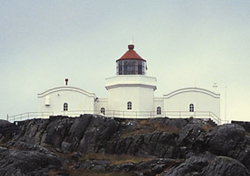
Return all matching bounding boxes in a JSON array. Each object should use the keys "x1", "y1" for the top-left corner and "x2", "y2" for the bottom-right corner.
[{"x1": 38, "y1": 44, "x2": 220, "y2": 122}]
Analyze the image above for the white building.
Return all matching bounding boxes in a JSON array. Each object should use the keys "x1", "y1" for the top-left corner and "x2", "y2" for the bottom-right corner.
[{"x1": 38, "y1": 44, "x2": 220, "y2": 122}]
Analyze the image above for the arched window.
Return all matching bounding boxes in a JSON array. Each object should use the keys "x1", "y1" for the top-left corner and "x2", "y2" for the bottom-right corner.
[
  {"x1": 127, "y1": 101, "x2": 132, "y2": 110},
  {"x1": 157, "y1": 107, "x2": 161, "y2": 115},
  {"x1": 63, "y1": 103, "x2": 68, "y2": 111},
  {"x1": 189, "y1": 104, "x2": 194, "y2": 112},
  {"x1": 101, "y1": 107, "x2": 105, "y2": 115}
]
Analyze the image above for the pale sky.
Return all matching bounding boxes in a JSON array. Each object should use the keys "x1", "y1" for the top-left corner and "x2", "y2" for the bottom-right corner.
[{"x1": 1, "y1": 0, "x2": 250, "y2": 122}]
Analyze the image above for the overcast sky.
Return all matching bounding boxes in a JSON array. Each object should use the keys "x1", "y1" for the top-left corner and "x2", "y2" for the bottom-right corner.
[{"x1": 1, "y1": 0, "x2": 250, "y2": 122}]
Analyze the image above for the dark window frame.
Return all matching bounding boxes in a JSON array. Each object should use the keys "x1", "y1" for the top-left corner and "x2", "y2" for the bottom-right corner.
[
  {"x1": 127, "y1": 101, "x2": 132, "y2": 110},
  {"x1": 189, "y1": 104, "x2": 194, "y2": 112},
  {"x1": 157, "y1": 107, "x2": 161, "y2": 115},
  {"x1": 63, "y1": 103, "x2": 68, "y2": 111},
  {"x1": 101, "y1": 107, "x2": 105, "y2": 115}
]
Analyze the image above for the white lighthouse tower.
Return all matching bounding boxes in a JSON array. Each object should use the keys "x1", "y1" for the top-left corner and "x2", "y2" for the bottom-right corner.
[{"x1": 105, "y1": 44, "x2": 157, "y2": 117}]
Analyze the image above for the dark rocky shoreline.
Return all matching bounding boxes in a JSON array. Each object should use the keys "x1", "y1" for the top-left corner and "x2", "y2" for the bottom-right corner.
[{"x1": 0, "y1": 114, "x2": 250, "y2": 176}]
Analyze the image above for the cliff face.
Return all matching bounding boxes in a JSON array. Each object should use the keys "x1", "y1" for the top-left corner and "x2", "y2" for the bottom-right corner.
[{"x1": 0, "y1": 115, "x2": 250, "y2": 176}]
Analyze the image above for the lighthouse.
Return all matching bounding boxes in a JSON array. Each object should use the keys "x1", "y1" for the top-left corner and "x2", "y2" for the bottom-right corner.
[
  {"x1": 37, "y1": 43, "x2": 220, "y2": 122},
  {"x1": 105, "y1": 44, "x2": 157, "y2": 117}
]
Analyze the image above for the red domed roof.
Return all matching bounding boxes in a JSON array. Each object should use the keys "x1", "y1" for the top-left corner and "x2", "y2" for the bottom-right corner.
[{"x1": 116, "y1": 44, "x2": 146, "y2": 62}]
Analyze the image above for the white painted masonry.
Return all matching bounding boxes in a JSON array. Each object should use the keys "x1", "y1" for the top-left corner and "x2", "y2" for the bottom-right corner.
[{"x1": 37, "y1": 44, "x2": 220, "y2": 122}]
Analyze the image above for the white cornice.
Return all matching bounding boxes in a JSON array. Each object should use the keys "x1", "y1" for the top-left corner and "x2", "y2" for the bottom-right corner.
[
  {"x1": 38, "y1": 86, "x2": 96, "y2": 98},
  {"x1": 164, "y1": 87, "x2": 220, "y2": 99}
]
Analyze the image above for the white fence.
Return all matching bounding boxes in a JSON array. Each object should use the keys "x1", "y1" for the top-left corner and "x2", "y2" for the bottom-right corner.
[{"x1": 7, "y1": 110, "x2": 221, "y2": 124}]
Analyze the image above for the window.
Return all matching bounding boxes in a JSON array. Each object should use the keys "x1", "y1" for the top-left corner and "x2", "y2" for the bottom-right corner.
[
  {"x1": 63, "y1": 103, "x2": 68, "y2": 111},
  {"x1": 127, "y1": 101, "x2": 132, "y2": 110},
  {"x1": 116, "y1": 60, "x2": 146, "y2": 75},
  {"x1": 157, "y1": 107, "x2": 161, "y2": 115},
  {"x1": 101, "y1": 107, "x2": 105, "y2": 115},
  {"x1": 189, "y1": 104, "x2": 194, "y2": 112}
]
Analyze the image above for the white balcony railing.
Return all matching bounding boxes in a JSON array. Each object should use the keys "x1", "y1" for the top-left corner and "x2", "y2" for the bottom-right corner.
[{"x1": 7, "y1": 110, "x2": 221, "y2": 124}]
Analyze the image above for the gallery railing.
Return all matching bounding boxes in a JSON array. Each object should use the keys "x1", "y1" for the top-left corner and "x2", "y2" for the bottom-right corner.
[{"x1": 7, "y1": 110, "x2": 221, "y2": 124}]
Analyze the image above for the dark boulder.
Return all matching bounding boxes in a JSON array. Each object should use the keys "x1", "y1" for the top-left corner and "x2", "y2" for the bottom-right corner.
[
  {"x1": 205, "y1": 124, "x2": 245, "y2": 155},
  {"x1": 0, "y1": 146, "x2": 62, "y2": 176},
  {"x1": 163, "y1": 153, "x2": 213, "y2": 176},
  {"x1": 45, "y1": 117, "x2": 73, "y2": 149},
  {"x1": 232, "y1": 121, "x2": 250, "y2": 133},
  {"x1": 0, "y1": 120, "x2": 19, "y2": 139},
  {"x1": 163, "y1": 154, "x2": 250, "y2": 176},
  {"x1": 13, "y1": 119, "x2": 49, "y2": 145},
  {"x1": 203, "y1": 156, "x2": 250, "y2": 176},
  {"x1": 77, "y1": 115, "x2": 119, "y2": 153},
  {"x1": 178, "y1": 123, "x2": 203, "y2": 147},
  {"x1": 108, "y1": 131, "x2": 178, "y2": 158}
]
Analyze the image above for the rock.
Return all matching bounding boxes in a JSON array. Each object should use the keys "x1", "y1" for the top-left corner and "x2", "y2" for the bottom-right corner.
[
  {"x1": 6, "y1": 141, "x2": 51, "y2": 154},
  {"x1": 0, "y1": 147, "x2": 62, "y2": 176},
  {"x1": 13, "y1": 119, "x2": 49, "y2": 145},
  {"x1": 232, "y1": 121, "x2": 250, "y2": 133},
  {"x1": 205, "y1": 124, "x2": 245, "y2": 155},
  {"x1": 45, "y1": 117, "x2": 73, "y2": 149},
  {"x1": 110, "y1": 131, "x2": 178, "y2": 158},
  {"x1": 77, "y1": 115, "x2": 119, "y2": 153},
  {"x1": 0, "y1": 120, "x2": 10, "y2": 126},
  {"x1": 0, "y1": 121, "x2": 20, "y2": 139},
  {"x1": 136, "y1": 158, "x2": 180, "y2": 176},
  {"x1": 203, "y1": 156, "x2": 250, "y2": 176},
  {"x1": 178, "y1": 123, "x2": 203, "y2": 146},
  {"x1": 114, "y1": 163, "x2": 135, "y2": 172},
  {"x1": 164, "y1": 154, "x2": 250, "y2": 176},
  {"x1": 78, "y1": 160, "x2": 110, "y2": 172},
  {"x1": 163, "y1": 153, "x2": 212, "y2": 176},
  {"x1": 228, "y1": 145, "x2": 250, "y2": 170},
  {"x1": 3, "y1": 115, "x2": 250, "y2": 175},
  {"x1": 162, "y1": 118, "x2": 189, "y2": 129}
]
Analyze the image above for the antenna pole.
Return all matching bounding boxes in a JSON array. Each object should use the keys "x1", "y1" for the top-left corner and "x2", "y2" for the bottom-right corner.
[{"x1": 225, "y1": 86, "x2": 227, "y2": 122}]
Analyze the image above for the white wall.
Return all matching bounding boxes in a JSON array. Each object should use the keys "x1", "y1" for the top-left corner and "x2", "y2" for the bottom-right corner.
[
  {"x1": 38, "y1": 86, "x2": 96, "y2": 116},
  {"x1": 163, "y1": 87, "x2": 220, "y2": 118},
  {"x1": 154, "y1": 97, "x2": 164, "y2": 116},
  {"x1": 105, "y1": 75, "x2": 157, "y2": 117},
  {"x1": 95, "y1": 98, "x2": 108, "y2": 115}
]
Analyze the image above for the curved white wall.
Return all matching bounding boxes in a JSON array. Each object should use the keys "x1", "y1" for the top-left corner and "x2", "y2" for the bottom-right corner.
[
  {"x1": 38, "y1": 86, "x2": 96, "y2": 116},
  {"x1": 105, "y1": 75, "x2": 157, "y2": 117},
  {"x1": 163, "y1": 87, "x2": 220, "y2": 118}
]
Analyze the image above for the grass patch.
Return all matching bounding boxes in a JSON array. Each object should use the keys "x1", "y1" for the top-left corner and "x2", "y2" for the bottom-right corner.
[
  {"x1": 48, "y1": 152, "x2": 152, "y2": 176},
  {"x1": 79, "y1": 153, "x2": 151, "y2": 165},
  {"x1": 120, "y1": 119, "x2": 180, "y2": 138},
  {"x1": 202, "y1": 124, "x2": 215, "y2": 131}
]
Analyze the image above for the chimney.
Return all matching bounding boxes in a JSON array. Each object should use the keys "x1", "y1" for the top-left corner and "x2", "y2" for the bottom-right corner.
[{"x1": 65, "y1": 78, "x2": 68, "y2": 86}]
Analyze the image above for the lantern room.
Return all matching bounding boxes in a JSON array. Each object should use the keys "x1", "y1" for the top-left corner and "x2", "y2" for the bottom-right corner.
[{"x1": 116, "y1": 44, "x2": 147, "y2": 75}]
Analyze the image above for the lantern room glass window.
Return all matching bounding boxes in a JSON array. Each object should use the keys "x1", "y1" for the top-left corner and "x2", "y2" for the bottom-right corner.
[{"x1": 116, "y1": 60, "x2": 146, "y2": 75}]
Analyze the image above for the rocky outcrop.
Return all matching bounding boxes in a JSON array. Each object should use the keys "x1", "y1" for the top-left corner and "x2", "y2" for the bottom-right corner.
[
  {"x1": 1, "y1": 115, "x2": 250, "y2": 175},
  {"x1": 205, "y1": 124, "x2": 246, "y2": 155},
  {"x1": 232, "y1": 120, "x2": 250, "y2": 132},
  {"x1": 0, "y1": 146, "x2": 61, "y2": 176},
  {"x1": 163, "y1": 153, "x2": 250, "y2": 176}
]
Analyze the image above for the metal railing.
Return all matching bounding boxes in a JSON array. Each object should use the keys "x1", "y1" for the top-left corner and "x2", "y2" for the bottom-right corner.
[
  {"x1": 7, "y1": 112, "x2": 54, "y2": 122},
  {"x1": 7, "y1": 110, "x2": 221, "y2": 124}
]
